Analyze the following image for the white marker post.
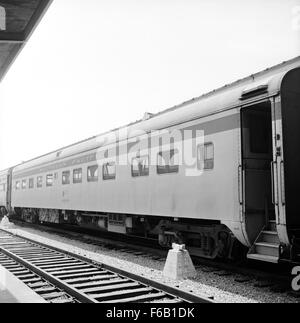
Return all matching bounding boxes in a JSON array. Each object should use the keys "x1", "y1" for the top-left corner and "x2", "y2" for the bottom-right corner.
[{"x1": 163, "y1": 243, "x2": 196, "y2": 280}]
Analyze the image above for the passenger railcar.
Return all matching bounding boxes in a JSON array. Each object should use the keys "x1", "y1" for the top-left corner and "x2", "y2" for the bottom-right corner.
[
  {"x1": 0, "y1": 168, "x2": 11, "y2": 216},
  {"x1": 2, "y1": 57, "x2": 300, "y2": 263}
]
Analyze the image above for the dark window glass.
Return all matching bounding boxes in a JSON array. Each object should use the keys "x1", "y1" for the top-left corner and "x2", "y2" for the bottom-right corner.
[
  {"x1": 103, "y1": 162, "x2": 116, "y2": 180},
  {"x1": 62, "y1": 171, "x2": 70, "y2": 185},
  {"x1": 46, "y1": 174, "x2": 53, "y2": 187},
  {"x1": 249, "y1": 113, "x2": 270, "y2": 154},
  {"x1": 22, "y1": 180, "x2": 27, "y2": 189},
  {"x1": 131, "y1": 156, "x2": 149, "y2": 177},
  {"x1": 87, "y1": 165, "x2": 98, "y2": 182},
  {"x1": 197, "y1": 143, "x2": 214, "y2": 170},
  {"x1": 157, "y1": 149, "x2": 179, "y2": 174},
  {"x1": 16, "y1": 181, "x2": 20, "y2": 190},
  {"x1": 73, "y1": 168, "x2": 82, "y2": 184},
  {"x1": 29, "y1": 178, "x2": 34, "y2": 189},
  {"x1": 37, "y1": 176, "x2": 43, "y2": 188}
]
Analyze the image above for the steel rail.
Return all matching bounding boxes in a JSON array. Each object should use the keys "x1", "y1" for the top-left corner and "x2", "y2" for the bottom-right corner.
[
  {"x1": 0, "y1": 246, "x2": 98, "y2": 303},
  {"x1": 0, "y1": 229, "x2": 214, "y2": 303},
  {"x1": 0, "y1": 250, "x2": 76, "y2": 303}
]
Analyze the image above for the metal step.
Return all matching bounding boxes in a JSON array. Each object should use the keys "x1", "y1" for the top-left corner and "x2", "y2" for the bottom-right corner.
[
  {"x1": 259, "y1": 231, "x2": 280, "y2": 244},
  {"x1": 247, "y1": 224, "x2": 280, "y2": 263},
  {"x1": 247, "y1": 253, "x2": 278, "y2": 263},
  {"x1": 255, "y1": 242, "x2": 280, "y2": 257},
  {"x1": 267, "y1": 220, "x2": 277, "y2": 232}
]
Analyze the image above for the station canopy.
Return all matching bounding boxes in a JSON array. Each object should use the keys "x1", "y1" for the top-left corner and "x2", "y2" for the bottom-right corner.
[{"x1": 0, "y1": 0, "x2": 52, "y2": 81}]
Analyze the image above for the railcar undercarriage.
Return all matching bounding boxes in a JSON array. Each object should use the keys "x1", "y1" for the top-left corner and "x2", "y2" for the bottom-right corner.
[{"x1": 11, "y1": 207, "x2": 241, "y2": 260}]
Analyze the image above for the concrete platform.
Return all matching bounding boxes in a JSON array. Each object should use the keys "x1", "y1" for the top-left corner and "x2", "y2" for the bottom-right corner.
[{"x1": 0, "y1": 265, "x2": 46, "y2": 303}]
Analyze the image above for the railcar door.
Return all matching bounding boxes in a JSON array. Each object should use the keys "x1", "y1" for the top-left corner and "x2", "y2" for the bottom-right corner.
[
  {"x1": 240, "y1": 101, "x2": 275, "y2": 244},
  {"x1": 275, "y1": 68, "x2": 300, "y2": 248}
]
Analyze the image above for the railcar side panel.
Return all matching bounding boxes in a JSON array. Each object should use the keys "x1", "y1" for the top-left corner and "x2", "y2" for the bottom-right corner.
[{"x1": 11, "y1": 110, "x2": 241, "y2": 227}]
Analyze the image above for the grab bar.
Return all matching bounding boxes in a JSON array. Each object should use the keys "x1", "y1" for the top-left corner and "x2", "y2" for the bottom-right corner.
[
  {"x1": 270, "y1": 161, "x2": 278, "y2": 205},
  {"x1": 238, "y1": 165, "x2": 243, "y2": 204},
  {"x1": 280, "y1": 161, "x2": 286, "y2": 205}
]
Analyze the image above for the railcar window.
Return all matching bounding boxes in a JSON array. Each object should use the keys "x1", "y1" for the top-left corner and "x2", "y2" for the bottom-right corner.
[
  {"x1": 0, "y1": 184, "x2": 6, "y2": 191},
  {"x1": 197, "y1": 143, "x2": 214, "y2": 170},
  {"x1": 157, "y1": 149, "x2": 179, "y2": 174},
  {"x1": 46, "y1": 174, "x2": 54, "y2": 187},
  {"x1": 62, "y1": 171, "x2": 70, "y2": 185},
  {"x1": 29, "y1": 178, "x2": 34, "y2": 189},
  {"x1": 15, "y1": 181, "x2": 20, "y2": 190},
  {"x1": 73, "y1": 168, "x2": 82, "y2": 184},
  {"x1": 22, "y1": 180, "x2": 27, "y2": 189},
  {"x1": 37, "y1": 176, "x2": 43, "y2": 188},
  {"x1": 87, "y1": 165, "x2": 98, "y2": 182},
  {"x1": 131, "y1": 156, "x2": 149, "y2": 177},
  {"x1": 249, "y1": 113, "x2": 270, "y2": 154},
  {"x1": 103, "y1": 162, "x2": 116, "y2": 180}
]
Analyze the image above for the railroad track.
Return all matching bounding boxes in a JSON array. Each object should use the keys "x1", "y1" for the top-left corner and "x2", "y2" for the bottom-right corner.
[
  {"x1": 10, "y1": 219, "x2": 169, "y2": 260},
  {"x1": 7, "y1": 220, "x2": 300, "y2": 300},
  {"x1": 0, "y1": 228, "x2": 213, "y2": 303}
]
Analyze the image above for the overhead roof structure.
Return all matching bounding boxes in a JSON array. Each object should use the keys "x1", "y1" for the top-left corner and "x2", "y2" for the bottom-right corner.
[{"x1": 0, "y1": 0, "x2": 52, "y2": 81}]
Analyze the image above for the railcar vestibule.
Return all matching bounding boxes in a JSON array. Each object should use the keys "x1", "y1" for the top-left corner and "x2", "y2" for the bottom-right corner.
[{"x1": 240, "y1": 101, "x2": 274, "y2": 244}]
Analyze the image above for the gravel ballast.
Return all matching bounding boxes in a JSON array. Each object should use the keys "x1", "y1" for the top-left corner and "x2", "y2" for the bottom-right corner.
[{"x1": 1, "y1": 223, "x2": 299, "y2": 303}]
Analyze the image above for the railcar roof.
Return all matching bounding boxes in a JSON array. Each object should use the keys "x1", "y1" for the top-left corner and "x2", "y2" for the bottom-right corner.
[
  {"x1": 0, "y1": 168, "x2": 10, "y2": 177},
  {"x1": 10, "y1": 55, "x2": 300, "y2": 174},
  {"x1": 0, "y1": 0, "x2": 52, "y2": 82},
  {"x1": 156, "y1": 56, "x2": 300, "y2": 115}
]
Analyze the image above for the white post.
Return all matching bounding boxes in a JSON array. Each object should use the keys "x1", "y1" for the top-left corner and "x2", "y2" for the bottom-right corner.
[{"x1": 163, "y1": 243, "x2": 196, "y2": 280}]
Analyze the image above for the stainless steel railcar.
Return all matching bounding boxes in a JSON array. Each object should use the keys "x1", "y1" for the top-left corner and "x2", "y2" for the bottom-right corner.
[
  {"x1": 0, "y1": 168, "x2": 11, "y2": 216},
  {"x1": 3, "y1": 57, "x2": 300, "y2": 263}
]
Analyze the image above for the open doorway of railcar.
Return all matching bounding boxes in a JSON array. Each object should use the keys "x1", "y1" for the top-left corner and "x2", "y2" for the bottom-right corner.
[{"x1": 240, "y1": 101, "x2": 274, "y2": 244}]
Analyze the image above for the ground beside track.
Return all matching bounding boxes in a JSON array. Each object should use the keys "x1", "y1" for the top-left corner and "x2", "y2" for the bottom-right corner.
[{"x1": 2, "y1": 223, "x2": 299, "y2": 303}]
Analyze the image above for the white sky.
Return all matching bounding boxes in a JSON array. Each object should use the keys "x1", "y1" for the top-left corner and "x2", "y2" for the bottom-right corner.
[{"x1": 0, "y1": 0, "x2": 300, "y2": 170}]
